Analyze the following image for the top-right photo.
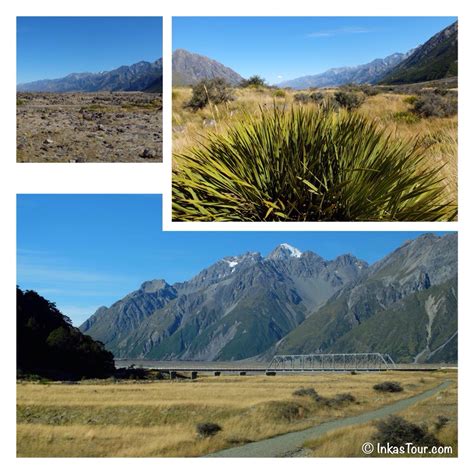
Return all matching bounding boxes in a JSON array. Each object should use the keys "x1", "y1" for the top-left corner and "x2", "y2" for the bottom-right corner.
[{"x1": 172, "y1": 17, "x2": 458, "y2": 222}]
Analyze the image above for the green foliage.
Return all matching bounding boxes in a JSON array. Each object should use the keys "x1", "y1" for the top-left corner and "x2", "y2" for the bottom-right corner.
[
  {"x1": 173, "y1": 107, "x2": 456, "y2": 222},
  {"x1": 372, "y1": 415, "x2": 440, "y2": 448},
  {"x1": 240, "y1": 75, "x2": 266, "y2": 88},
  {"x1": 334, "y1": 90, "x2": 366, "y2": 110},
  {"x1": 403, "y1": 95, "x2": 418, "y2": 105},
  {"x1": 186, "y1": 78, "x2": 234, "y2": 110},
  {"x1": 392, "y1": 111, "x2": 421, "y2": 124},
  {"x1": 412, "y1": 93, "x2": 457, "y2": 118},
  {"x1": 272, "y1": 89, "x2": 286, "y2": 98},
  {"x1": 17, "y1": 287, "x2": 115, "y2": 380},
  {"x1": 373, "y1": 381, "x2": 404, "y2": 393}
]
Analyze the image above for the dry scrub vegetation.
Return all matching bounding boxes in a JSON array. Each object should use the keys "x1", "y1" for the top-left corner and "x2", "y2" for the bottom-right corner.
[
  {"x1": 17, "y1": 370, "x2": 454, "y2": 457},
  {"x1": 303, "y1": 376, "x2": 457, "y2": 457},
  {"x1": 172, "y1": 85, "x2": 457, "y2": 221}
]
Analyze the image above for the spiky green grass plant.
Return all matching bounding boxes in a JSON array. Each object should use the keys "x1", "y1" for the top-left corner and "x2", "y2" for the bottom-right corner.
[{"x1": 172, "y1": 107, "x2": 457, "y2": 221}]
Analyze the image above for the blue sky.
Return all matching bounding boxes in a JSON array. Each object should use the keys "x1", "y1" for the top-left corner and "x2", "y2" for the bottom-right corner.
[
  {"x1": 17, "y1": 17, "x2": 163, "y2": 84},
  {"x1": 173, "y1": 17, "x2": 457, "y2": 84},
  {"x1": 17, "y1": 195, "x2": 453, "y2": 326}
]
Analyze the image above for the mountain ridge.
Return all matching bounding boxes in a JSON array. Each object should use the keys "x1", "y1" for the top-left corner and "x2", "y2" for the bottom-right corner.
[{"x1": 80, "y1": 234, "x2": 457, "y2": 363}]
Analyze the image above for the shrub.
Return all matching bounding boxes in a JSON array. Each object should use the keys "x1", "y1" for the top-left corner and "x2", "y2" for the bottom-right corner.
[
  {"x1": 173, "y1": 107, "x2": 456, "y2": 222},
  {"x1": 373, "y1": 381, "x2": 403, "y2": 393},
  {"x1": 293, "y1": 387, "x2": 321, "y2": 400},
  {"x1": 334, "y1": 90, "x2": 365, "y2": 110},
  {"x1": 294, "y1": 92, "x2": 324, "y2": 104},
  {"x1": 273, "y1": 89, "x2": 286, "y2": 98},
  {"x1": 434, "y1": 416, "x2": 450, "y2": 431},
  {"x1": 264, "y1": 401, "x2": 306, "y2": 422},
  {"x1": 196, "y1": 422, "x2": 222, "y2": 437},
  {"x1": 403, "y1": 95, "x2": 418, "y2": 105},
  {"x1": 241, "y1": 75, "x2": 266, "y2": 88},
  {"x1": 372, "y1": 416, "x2": 440, "y2": 448},
  {"x1": 412, "y1": 93, "x2": 457, "y2": 118},
  {"x1": 186, "y1": 78, "x2": 234, "y2": 110}
]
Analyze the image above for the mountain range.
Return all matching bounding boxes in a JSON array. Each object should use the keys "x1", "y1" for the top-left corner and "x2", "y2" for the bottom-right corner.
[
  {"x1": 81, "y1": 234, "x2": 457, "y2": 363},
  {"x1": 17, "y1": 59, "x2": 163, "y2": 93}
]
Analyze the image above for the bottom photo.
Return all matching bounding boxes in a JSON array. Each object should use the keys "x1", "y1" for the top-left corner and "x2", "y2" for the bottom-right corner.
[{"x1": 16, "y1": 194, "x2": 457, "y2": 457}]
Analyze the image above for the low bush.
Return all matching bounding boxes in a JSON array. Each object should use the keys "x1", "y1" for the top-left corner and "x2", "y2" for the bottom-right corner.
[
  {"x1": 373, "y1": 381, "x2": 404, "y2": 393},
  {"x1": 273, "y1": 89, "x2": 286, "y2": 98},
  {"x1": 173, "y1": 107, "x2": 456, "y2": 222},
  {"x1": 241, "y1": 75, "x2": 266, "y2": 88},
  {"x1": 434, "y1": 415, "x2": 450, "y2": 431},
  {"x1": 372, "y1": 415, "x2": 440, "y2": 448},
  {"x1": 186, "y1": 78, "x2": 234, "y2": 110},
  {"x1": 334, "y1": 90, "x2": 365, "y2": 110},
  {"x1": 403, "y1": 95, "x2": 418, "y2": 105},
  {"x1": 412, "y1": 93, "x2": 457, "y2": 118},
  {"x1": 196, "y1": 422, "x2": 222, "y2": 437},
  {"x1": 293, "y1": 387, "x2": 322, "y2": 400},
  {"x1": 294, "y1": 92, "x2": 324, "y2": 104}
]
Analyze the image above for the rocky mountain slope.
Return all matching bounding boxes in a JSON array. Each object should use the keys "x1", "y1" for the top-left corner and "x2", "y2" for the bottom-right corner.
[
  {"x1": 275, "y1": 233, "x2": 457, "y2": 363},
  {"x1": 279, "y1": 52, "x2": 410, "y2": 89},
  {"x1": 17, "y1": 59, "x2": 163, "y2": 93},
  {"x1": 379, "y1": 21, "x2": 458, "y2": 85},
  {"x1": 172, "y1": 49, "x2": 243, "y2": 86},
  {"x1": 81, "y1": 244, "x2": 367, "y2": 360},
  {"x1": 81, "y1": 234, "x2": 457, "y2": 363}
]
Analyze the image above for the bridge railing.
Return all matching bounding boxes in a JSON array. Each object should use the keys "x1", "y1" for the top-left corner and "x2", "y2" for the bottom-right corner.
[{"x1": 267, "y1": 353, "x2": 397, "y2": 371}]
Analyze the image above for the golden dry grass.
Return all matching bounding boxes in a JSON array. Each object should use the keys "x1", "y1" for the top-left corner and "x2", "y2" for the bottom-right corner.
[
  {"x1": 172, "y1": 87, "x2": 457, "y2": 206},
  {"x1": 303, "y1": 376, "x2": 457, "y2": 457},
  {"x1": 17, "y1": 370, "x2": 454, "y2": 457}
]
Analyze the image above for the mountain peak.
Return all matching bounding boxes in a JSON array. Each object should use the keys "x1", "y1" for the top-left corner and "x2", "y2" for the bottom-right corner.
[
  {"x1": 139, "y1": 279, "x2": 169, "y2": 293},
  {"x1": 268, "y1": 243, "x2": 303, "y2": 260}
]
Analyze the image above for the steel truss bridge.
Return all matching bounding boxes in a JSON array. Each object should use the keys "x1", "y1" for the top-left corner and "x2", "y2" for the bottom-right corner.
[{"x1": 266, "y1": 353, "x2": 397, "y2": 372}]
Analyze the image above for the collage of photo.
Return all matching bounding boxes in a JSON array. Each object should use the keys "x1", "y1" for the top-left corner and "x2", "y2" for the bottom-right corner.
[{"x1": 13, "y1": 13, "x2": 459, "y2": 460}]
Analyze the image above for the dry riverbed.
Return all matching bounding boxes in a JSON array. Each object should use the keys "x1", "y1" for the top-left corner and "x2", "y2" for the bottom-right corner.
[{"x1": 17, "y1": 92, "x2": 163, "y2": 163}]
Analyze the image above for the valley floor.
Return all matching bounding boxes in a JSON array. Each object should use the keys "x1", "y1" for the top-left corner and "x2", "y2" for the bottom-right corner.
[
  {"x1": 17, "y1": 370, "x2": 456, "y2": 457},
  {"x1": 17, "y1": 92, "x2": 163, "y2": 163}
]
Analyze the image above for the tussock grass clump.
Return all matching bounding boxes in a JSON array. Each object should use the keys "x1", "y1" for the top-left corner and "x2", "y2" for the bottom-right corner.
[
  {"x1": 196, "y1": 422, "x2": 222, "y2": 438},
  {"x1": 173, "y1": 107, "x2": 456, "y2": 222},
  {"x1": 373, "y1": 381, "x2": 404, "y2": 393},
  {"x1": 372, "y1": 415, "x2": 440, "y2": 448}
]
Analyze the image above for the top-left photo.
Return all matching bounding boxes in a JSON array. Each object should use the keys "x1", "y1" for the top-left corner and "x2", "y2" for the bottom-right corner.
[{"x1": 16, "y1": 17, "x2": 163, "y2": 163}]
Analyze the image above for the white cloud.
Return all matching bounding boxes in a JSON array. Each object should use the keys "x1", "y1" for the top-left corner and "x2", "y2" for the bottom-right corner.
[{"x1": 307, "y1": 27, "x2": 372, "y2": 38}]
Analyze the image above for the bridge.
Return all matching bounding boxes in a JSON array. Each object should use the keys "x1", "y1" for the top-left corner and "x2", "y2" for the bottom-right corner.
[{"x1": 116, "y1": 353, "x2": 447, "y2": 376}]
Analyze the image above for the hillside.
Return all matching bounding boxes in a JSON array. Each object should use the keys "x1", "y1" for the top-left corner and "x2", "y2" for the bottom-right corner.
[
  {"x1": 81, "y1": 234, "x2": 457, "y2": 363},
  {"x1": 379, "y1": 21, "x2": 458, "y2": 85},
  {"x1": 275, "y1": 233, "x2": 457, "y2": 363},
  {"x1": 17, "y1": 287, "x2": 115, "y2": 379},
  {"x1": 17, "y1": 59, "x2": 163, "y2": 93},
  {"x1": 172, "y1": 49, "x2": 243, "y2": 86}
]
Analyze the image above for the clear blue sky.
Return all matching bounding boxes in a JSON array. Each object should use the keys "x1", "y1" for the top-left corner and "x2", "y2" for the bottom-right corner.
[
  {"x1": 17, "y1": 17, "x2": 163, "y2": 84},
  {"x1": 173, "y1": 16, "x2": 457, "y2": 84},
  {"x1": 17, "y1": 195, "x2": 453, "y2": 326}
]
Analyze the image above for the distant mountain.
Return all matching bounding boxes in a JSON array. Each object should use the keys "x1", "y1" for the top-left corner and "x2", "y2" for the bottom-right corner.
[
  {"x1": 275, "y1": 233, "x2": 457, "y2": 363},
  {"x1": 278, "y1": 52, "x2": 410, "y2": 89},
  {"x1": 172, "y1": 49, "x2": 244, "y2": 86},
  {"x1": 17, "y1": 59, "x2": 163, "y2": 93},
  {"x1": 380, "y1": 21, "x2": 458, "y2": 85},
  {"x1": 81, "y1": 244, "x2": 367, "y2": 360},
  {"x1": 81, "y1": 234, "x2": 457, "y2": 363}
]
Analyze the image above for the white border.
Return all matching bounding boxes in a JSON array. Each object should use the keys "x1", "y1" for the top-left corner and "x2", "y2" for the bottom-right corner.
[{"x1": 1, "y1": 1, "x2": 472, "y2": 472}]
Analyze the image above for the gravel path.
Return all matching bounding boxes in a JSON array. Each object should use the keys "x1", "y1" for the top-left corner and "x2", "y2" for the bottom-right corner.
[{"x1": 207, "y1": 380, "x2": 451, "y2": 457}]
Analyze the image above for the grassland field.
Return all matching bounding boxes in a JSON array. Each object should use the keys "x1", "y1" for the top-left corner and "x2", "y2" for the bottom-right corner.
[
  {"x1": 172, "y1": 86, "x2": 457, "y2": 207},
  {"x1": 17, "y1": 370, "x2": 456, "y2": 457}
]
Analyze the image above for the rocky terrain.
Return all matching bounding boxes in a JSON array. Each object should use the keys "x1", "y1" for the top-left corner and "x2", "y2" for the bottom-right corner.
[
  {"x1": 81, "y1": 234, "x2": 457, "y2": 363},
  {"x1": 17, "y1": 92, "x2": 162, "y2": 163}
]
